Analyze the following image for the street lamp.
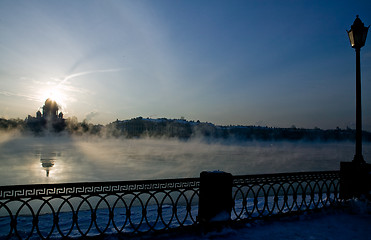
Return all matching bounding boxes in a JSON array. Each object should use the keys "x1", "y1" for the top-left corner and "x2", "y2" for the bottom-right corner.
[
  {"x1": 347, "y1": 15, "x2": 369, "y2": 165},
  {"x1": 340, "y1": 16, "x2": 370, "y2": 200}
]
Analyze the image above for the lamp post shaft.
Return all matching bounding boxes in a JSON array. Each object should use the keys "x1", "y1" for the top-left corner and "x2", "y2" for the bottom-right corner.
[{"x1": 354, "y1": 47, "x2": 365, "y2": 164}]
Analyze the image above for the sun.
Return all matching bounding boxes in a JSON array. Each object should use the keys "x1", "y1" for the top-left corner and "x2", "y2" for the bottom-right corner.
[{"x1": 41, "y1": 88, "x2": 67, "y2": 110}]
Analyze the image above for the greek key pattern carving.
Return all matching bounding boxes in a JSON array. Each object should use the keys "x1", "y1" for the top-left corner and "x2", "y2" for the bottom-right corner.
[
  {"x1": 0, "y1": 178, "x2": 200, "y2": 200},
  {"x1": 233, "y1": 171, "x2": 339, "y2": 185}
]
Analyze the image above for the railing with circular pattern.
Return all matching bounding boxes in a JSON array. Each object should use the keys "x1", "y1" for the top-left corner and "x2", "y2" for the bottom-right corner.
[
  {"x1": 0, "y1": 178, "x2": 200, "y2": 239},
  {"x1": 232, "y1": 171, "x2": 340, "y2": 221},
  {"x1": 0, "y1": 171, "x2": 341, "y2": 239}
]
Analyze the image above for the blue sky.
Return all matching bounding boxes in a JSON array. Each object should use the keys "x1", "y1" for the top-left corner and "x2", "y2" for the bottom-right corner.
[{"x1": 0, "y1": 0, "x2": 370, "y2": 130}]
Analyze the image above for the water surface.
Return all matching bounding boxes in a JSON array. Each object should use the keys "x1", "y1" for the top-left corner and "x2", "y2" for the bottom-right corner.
[{"x1": 0, "y1": 133, "x2": 369, "y2": 185}]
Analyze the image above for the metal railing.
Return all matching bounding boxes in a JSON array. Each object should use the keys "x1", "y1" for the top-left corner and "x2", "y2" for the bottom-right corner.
[
  {"x1": 232, "y1": 171, "x2": 340, "y2": 221},
  {"x1": 0, "y1": 171, "x2": 340, "y2": 239},
  {"x1": 0, "y1": 178, "x2": 200, "y2": 239}
]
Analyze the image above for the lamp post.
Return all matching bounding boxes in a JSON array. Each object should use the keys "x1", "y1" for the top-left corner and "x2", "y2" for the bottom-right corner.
[
  {"x1": 347, "y1": 15, "x2": 369, "y2": 165},
  {"x1": 340, "y1": 16, "x2": 370, "y2": 200}
]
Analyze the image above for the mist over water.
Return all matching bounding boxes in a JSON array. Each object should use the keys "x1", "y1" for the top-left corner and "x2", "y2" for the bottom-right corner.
[{"x1": 0, "y1": 133, "x2": 370, "y2": 186}]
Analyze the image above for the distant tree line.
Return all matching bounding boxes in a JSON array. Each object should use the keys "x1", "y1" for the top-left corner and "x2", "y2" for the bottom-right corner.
[
  {"x1": 0, "y1": 117, "x2": 102, "y2": 136},
  {"x1": 106, "y1": 117, "x2": 371, "y2": 142},
  {"x1": 1, "y1": 116, "x2": 371, "y2": 142},
  {"x1": 0, "y1": 118, "x2": 25, "y2": 131}
]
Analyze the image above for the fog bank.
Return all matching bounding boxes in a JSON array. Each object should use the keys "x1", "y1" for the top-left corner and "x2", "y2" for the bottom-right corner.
[{"x1": 0, "y1": 134, "x2": 369, "y2": 186}]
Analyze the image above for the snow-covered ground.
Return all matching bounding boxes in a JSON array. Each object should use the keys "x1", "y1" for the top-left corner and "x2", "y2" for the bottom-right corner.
[{"x1": 108, "y1": 202, "x2": 371, "y2": 240}]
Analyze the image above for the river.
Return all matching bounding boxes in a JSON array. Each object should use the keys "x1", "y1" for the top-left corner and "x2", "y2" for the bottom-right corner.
[{"x1": 0, "y1": 133, "x2": 369, "y2": 186}]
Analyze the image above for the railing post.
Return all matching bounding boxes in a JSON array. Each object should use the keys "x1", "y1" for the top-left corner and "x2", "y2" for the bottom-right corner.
[
  {"x1": 198, "y1": 171, "x2": 233, "y2": 224},
  {"x1": 340, "y1": 162, "x2": 371, "y2": 200}
]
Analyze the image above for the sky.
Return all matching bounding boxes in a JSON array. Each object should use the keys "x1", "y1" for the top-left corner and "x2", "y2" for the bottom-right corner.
[{"x1": 0, "y1": 0, "x2": 370, "y2": 130}]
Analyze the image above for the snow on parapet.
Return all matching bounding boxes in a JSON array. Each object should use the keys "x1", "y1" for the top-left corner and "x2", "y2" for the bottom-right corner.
[{"x1": 210, "y1": 211, "x2": 231, "y2": 222}]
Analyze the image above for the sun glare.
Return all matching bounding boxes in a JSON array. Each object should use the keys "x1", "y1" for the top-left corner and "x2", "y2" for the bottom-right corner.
[{"x1": 40, "y1": 88, "x2": 67, "y2": 110}]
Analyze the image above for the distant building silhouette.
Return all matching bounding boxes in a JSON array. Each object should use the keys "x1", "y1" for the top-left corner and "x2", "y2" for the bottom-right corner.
[
  {"x1": 36, "y1": 110, "x2": 42, "y2": 119},
  {"x1": 43, "y1": 98, "x2": 59, "y2": 119},
  {"x1": 26, "y1": 99, "x2": 66, "y2": 132}
]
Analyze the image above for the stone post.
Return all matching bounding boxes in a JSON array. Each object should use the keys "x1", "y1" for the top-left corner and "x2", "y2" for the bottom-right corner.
[
  {"x1": 198, "y1": 171, "x2": 233, "y2": 223},
  {"x1": 340, "y1": 162, "x2": 371, "y2": 200}
]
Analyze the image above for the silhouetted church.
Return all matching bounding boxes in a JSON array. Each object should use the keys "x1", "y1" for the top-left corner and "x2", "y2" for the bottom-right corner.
[{"x1": 26, "y1": 99, "x2": 66, "y2": 132}]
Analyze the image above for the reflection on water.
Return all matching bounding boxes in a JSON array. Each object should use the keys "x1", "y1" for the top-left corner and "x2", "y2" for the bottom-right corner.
[
  {"x1": 38, "y1": 151, "x2": 59, "y2": 177},
  {"x1": 0, "y1": 135, "x2": 77, "y2": 185},
  {"x1": 0, "y1": 134, "x2": 370, "y2": 186}
]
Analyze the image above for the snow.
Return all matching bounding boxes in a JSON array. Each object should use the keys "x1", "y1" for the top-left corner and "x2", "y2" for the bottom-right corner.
[
  {"x1": 210, "y1": 211, "x2": 231, "y2": 222},
  {"x1": 107, "y1": 207, "x2": 371, "y2": 240},
  {"x1": 103, "y1": 200, "x2": 371, "y2": 240},
  {"x1": 219, "y1": 211, "x2": 371, "y2": 240}
]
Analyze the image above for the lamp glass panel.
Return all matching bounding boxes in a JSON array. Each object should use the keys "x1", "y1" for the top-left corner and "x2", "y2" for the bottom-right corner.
[{"x1": 348, "y1": 30, "x2": 355, "y2": 47}]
